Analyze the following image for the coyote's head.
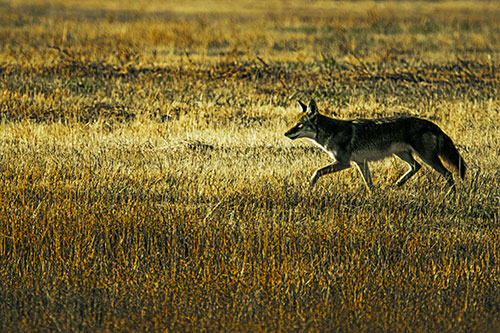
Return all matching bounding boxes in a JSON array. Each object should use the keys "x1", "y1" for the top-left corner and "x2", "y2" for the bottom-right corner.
[{"x1": 284, "y1": 99, "x2": 319, "y2": 140}]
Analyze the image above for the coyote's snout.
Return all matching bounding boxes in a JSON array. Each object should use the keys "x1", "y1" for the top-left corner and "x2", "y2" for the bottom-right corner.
[{"x1": 285, "y1": 99, "x2": 466, "y2": 191}]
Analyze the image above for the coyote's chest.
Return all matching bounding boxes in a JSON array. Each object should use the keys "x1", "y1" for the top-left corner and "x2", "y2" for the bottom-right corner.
[{"x1": 309, "y1": 139, "x2": 338, "y2": 160}]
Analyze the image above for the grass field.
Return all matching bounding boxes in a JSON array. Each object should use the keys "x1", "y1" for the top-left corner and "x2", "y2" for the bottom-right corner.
[{"x1": 1, "y1": 0, "x2": 500, "y2": 331}]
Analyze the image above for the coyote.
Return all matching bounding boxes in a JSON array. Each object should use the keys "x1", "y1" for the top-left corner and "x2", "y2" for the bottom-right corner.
[{"x1": 285, "y1": 99, "x2": 466, "y2": 191}]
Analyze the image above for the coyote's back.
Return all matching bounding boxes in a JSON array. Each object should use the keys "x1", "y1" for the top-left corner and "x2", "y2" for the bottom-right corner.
[{"x1": 285, "y1": 99, "x2": 466, "y2": 191}]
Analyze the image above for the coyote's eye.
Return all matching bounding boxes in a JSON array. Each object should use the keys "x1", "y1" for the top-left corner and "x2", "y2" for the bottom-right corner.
[{"x1": 297, "y1": 123, "x2": 304, "y2": 128}]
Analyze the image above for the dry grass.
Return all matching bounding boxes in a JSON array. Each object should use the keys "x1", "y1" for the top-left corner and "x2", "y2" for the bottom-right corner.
[{"x1": 1, "y1": 0, "x2": 500, "y2": 331}]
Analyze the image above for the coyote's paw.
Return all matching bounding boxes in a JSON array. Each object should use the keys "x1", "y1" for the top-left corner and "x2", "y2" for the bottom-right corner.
[{"x1": 310, "y1": 173, "x2": 319, "y2": 188}]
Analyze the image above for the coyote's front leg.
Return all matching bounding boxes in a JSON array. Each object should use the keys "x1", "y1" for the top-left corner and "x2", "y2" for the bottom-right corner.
[
  {"x1": 310, "y1": 161, "x2": 350, "y2": 188},
  {"x1": 353, "y1": 161, "x2": 374, "y2": 192}
]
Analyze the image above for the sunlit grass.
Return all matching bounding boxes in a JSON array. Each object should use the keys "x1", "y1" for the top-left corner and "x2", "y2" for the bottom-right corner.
[{"x1": 0, "y1": 0, "x2": 499, "y2": 331}]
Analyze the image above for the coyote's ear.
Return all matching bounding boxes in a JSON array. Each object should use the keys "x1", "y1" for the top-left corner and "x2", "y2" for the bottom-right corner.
[
  {"x1": 298, "y1": 100, "x2": 307, "y2": 112},
  {"x1": 308, "y1": 99, "x2": 319, "y2": 115}
]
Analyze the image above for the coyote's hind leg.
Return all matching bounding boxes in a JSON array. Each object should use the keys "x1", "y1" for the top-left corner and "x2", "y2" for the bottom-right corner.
[
  {"x1": 394, "y1": 152, "x2": 421, "y2": 186},
  {"x1": 417, "y1": 152, "x2": 455, "y2": 187}
]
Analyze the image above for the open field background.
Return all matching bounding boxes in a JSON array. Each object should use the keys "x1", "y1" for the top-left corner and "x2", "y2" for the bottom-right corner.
[{"x1": 1, "y1": 0, "x2": 500, "y2": 331}]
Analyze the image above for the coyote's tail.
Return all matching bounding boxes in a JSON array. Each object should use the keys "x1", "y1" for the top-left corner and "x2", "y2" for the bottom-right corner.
[{"x1": 439, "y1": 133, "x2": 466, "y2": 180}]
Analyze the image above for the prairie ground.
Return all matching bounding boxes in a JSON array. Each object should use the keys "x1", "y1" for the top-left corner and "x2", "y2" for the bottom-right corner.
[{"x1": 1, "y1": 0, "x2": 500, "y2": 331}]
